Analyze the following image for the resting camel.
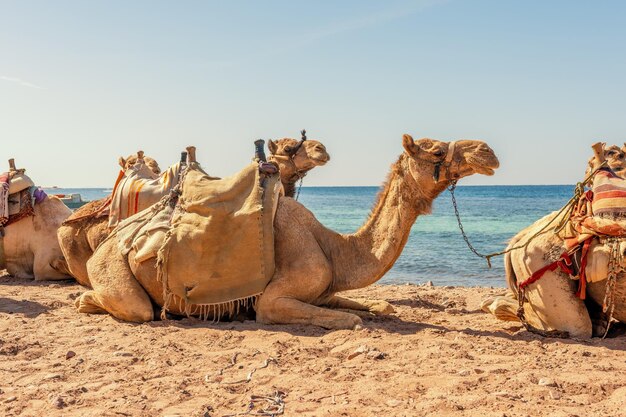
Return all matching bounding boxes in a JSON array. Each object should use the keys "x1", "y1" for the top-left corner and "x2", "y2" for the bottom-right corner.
[
  {"x1": 482, "y1": 143, "x2": 626, "y2": 338},
  {"x1": 58, "y1": 138, "x2": 330, "y2": 287},
  {"x1": 76, "y1": 135, "x2": 499, "y2": 327},
  {"x1": 57, "y1": 152, "x2": 163, "y2": 287},
  {"x1": 1, "y1": 159, "x2": 72, "y2": 280}
]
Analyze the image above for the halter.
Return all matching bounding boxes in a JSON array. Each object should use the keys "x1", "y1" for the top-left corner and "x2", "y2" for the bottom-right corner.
[
  {"x1": 431, "y1": 141, "x2": 458, "y2": 183},
  {"x1": 268, "y1": 130, "x2": 309, "y2": 199}
]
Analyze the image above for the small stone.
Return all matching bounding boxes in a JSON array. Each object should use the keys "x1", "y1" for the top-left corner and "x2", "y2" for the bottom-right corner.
[
  {"x1": 366, "y1": 350, "x2": 386, "y2": 360},
  {"x1": 65, "y1": 351, "x2": 76, "y2": 360},
  {"x1": 549, "y1": 390, "x2": 561, "y2": 400},
  {"x1": 52, "y1": 396, "x2": 66, "y2": 409},
  {"x1": 458, "y1": 370, "x2": 470, "y2": 376},
  {"x1": 113, "y1": 351, "x2": 133, "y2": 357},
  {"x1": 347, "y1": 345, "x2": 369, "y2": 360},
  {"x1": 538, "y1": 378, "x2": 556, "y2": 387},
  {"x1": 5, "y1": 396, "x2": 17, "y2": 403},
  {"x1": 493, "y1": 391, "x2": 510, "y2": 398},
  {"x1": 353, "y1": 324, "x2": 364, "y2": 331},
  {"x1": 474, "y1": 368, "x2": 485, "y2": 374},
  {"x1": 42, "y1": 373, "x2": 62, "y2": 381},
  {"x1": 386, "y1": 399, "x2": 402, "y2": 407}
]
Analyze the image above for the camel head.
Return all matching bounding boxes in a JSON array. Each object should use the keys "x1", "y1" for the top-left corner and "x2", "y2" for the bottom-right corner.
[
  {"x1": 268, "y1": 138, "x2": 331, "y2": 178},
  {"x1": 118, "y1": 151, "x2": 161, "y2": 176},
  {"x1": 585, "y1": 143, "x2": 626, "y2": 178},
  {"x1": 401, "y1": 135, "x2": 499, "y2": 192}
]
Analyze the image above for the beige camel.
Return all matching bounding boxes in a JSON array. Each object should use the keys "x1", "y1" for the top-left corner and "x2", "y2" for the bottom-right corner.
[
  {"x1": 268, "y1": 137, "x2": 330, "y2": 198},
  {"x1": 76, "y1": 135, "x2": 499, "y2": 326},
  {"x1": 58, "y1": 139, "x2": 331, "y2": 287},
  {"x1": 482, "y1": 144, "x2": 626, "y2": 339},
  {"x1": 57, "y1": 152, "x2": 163, "y2": 287},
  {"x1": 1, "y1": 159, "x2": 72, "y2": 280}
]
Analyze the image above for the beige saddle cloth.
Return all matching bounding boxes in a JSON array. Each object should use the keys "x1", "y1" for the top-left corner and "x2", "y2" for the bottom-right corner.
[{"x1": 114, "y1": 162, "x2": 281, "y2": 312}]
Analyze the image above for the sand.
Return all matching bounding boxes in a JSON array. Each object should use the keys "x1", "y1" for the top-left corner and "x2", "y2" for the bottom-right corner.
[{"x1": 1, "y1": 272, "x2": 626, "y2": 417}]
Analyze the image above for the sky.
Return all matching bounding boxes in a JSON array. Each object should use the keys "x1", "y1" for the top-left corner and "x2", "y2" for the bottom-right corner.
[{"x1": 1, "y1": 0, "x2": 626, "y2": 187}]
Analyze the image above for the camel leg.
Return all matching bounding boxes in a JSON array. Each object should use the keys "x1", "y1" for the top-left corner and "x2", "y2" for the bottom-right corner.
[
  {"x1": 33, "y1": 249, "x2": 71, "y2": 281},
  {"x1": 324, "y1": 295, "x2": 395, "y2": 315},
  {"x1": 81, "y1": 238, "x2": 154, "y2": 323},
  {"x1": 516, "y1": 270, "x2": 592, "y2": 339},
  {"x1": 257, "y1": 295, "x2": 363, "y2": 329}
]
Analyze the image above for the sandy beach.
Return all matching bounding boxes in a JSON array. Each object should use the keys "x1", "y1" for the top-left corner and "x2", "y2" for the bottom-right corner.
[{"x1": 1, "y1": 272, "x2": 626, "y2": 417}]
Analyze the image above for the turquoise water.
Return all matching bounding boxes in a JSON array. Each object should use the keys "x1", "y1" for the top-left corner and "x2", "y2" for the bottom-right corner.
[{"x1": 47, "y1": 185, "x2": 573, "y2": 288}]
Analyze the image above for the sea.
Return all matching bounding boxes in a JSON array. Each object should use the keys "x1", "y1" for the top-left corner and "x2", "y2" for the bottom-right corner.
[{"x1": 48, "y1": 185, "x2": 573, "y2": 288}]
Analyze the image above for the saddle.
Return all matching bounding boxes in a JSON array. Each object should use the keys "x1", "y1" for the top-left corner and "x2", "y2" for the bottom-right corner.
[{"x1": 112, "y1": 160, "x2": 281, "y2": 316}]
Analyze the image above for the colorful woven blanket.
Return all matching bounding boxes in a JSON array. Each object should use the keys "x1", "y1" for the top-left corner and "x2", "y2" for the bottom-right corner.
[{"x1": 108, "y1": 161, "x2": 183, "y2": 228}]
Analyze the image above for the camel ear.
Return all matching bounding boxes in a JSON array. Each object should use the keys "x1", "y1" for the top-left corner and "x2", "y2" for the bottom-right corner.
[
  {"x1": 118, "y1": 156, "x2": 126, "y2": 169},
  {"x1": 402, "y1": 134, "x2": 419, "y2": 156},
  {"x1": 268, "y1": 139, "x2": 278, "y2": 155}
]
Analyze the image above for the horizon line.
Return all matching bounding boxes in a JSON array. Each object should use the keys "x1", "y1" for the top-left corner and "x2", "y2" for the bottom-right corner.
[{"x1": 43, "y1": 183, "x2": 579, "y2": 189}]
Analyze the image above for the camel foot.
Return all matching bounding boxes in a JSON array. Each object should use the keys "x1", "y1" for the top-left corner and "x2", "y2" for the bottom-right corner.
[
  {"x1": 75, "y1": 291, "x2": 107, "y2": 315},
  {"x1": 361, "y1": 299, "x2": 396, "y2": 315},
  {"x1": 256, "y1": 295, "x2": 364, "y2": 330},
  {"x1": 481, "y1": 293, "x2": 520, "y2": 322},
  {"x1": 324, "y1": 296, "x2": 395, "y2": 316}
]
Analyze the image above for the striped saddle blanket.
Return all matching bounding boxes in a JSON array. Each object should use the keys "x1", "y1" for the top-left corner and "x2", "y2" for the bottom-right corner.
[
  {"x1": 590, "y1": 167, "x2": 626, "y2": 217},
  {"x1": 567, "y1": 167, "x2": 626, "y2": 244},
  {"x1": 108, "y1": 161, "x2": 184, "y2": 228}
]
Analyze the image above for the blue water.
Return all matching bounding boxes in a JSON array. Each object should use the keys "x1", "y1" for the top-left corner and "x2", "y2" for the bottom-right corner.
[{"x1": 46, "y1": 185, "x2": 573, "y2": 288}]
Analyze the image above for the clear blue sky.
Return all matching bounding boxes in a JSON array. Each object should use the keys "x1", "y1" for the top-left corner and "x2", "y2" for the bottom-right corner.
[{"x1": 1, "y1": 0, "x2": 625, "y2": 187}]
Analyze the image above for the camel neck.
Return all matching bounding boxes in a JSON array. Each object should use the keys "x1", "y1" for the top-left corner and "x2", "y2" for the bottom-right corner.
[
  {"x1": 330, "y1": 155, "x2": 444, "y2": 292},
  {"x1": 269, "y1": 156, "x2": 300, "y2": 198}
]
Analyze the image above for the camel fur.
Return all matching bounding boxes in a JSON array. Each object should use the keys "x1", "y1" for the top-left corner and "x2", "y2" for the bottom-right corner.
[{"x1": 76, "y1": 135, "x2": 499, "y2": 327}]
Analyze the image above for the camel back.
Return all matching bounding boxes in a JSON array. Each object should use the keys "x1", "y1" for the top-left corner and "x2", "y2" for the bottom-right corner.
[
  {"x1": 108, "y1": 161, "x2": 183, "y2": 228},
  {"x1": 115, "y1": 162, "x2": 281, "y2": 315}
]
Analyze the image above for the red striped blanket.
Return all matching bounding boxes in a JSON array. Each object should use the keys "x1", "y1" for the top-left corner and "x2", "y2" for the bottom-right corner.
[{"x1": 108, "y1": 161, "x2": 183, "y2": 228}]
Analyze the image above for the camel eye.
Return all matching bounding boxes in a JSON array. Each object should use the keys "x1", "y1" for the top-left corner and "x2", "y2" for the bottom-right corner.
[
  {"x1": 433, "y1": 150, "x2": 444, "y2": 157},
  {"x1": 284, "y1": 146, "x2": 294, "y2": 153}
]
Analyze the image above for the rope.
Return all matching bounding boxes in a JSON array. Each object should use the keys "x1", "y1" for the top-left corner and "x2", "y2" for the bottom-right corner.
[
  {"x1": 295, "y1": 176, "x2": 304, "y2": 201},
  {"x1": 450, "y1": 161, "x2": 608, "y2": 268}
]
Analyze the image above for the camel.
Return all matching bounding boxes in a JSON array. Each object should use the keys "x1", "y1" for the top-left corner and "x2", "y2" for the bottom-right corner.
[
  {"x1": 482, "y1": 143, "x2": 626, "y2": 339},
  {"x1": 57, "y1": 152, "x2": 163, "y2": 287},
  {"x1": 268, "y1": 136, "x2": 330, "y2": 198},
  {"x1": 1, "y1": 159, "x2": 72, "y2": 280},
  {"x1": 58, "y1": 138, "x2": 330, "y2": 287},
  {"x1": 76, "y1": 135, "x2": 499, "y2": 327}
]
